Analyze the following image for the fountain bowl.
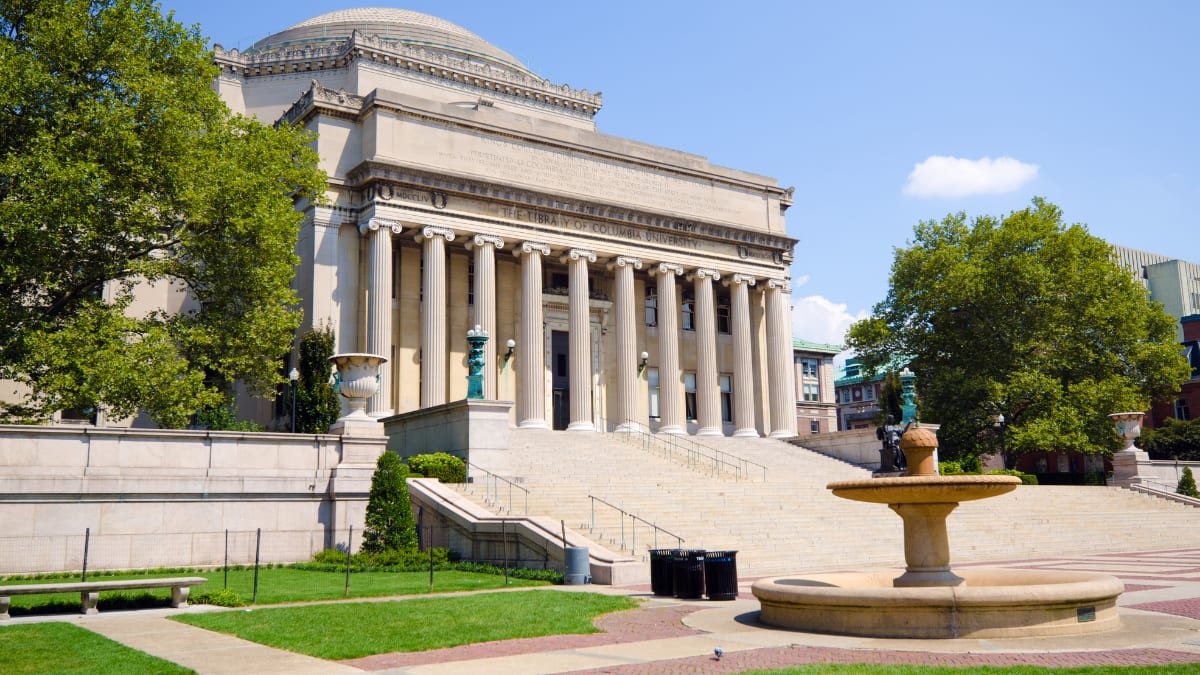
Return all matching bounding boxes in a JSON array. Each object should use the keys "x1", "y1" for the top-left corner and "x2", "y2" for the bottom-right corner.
[
  {"x1": 753, "y1": 568, "x2": 1123, "y2": 639},
  {"x1": 830, "y1": 474, "x2": 1020, "y2": 504}
]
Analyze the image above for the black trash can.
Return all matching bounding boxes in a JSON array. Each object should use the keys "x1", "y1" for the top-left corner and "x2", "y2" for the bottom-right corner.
[
  {"x1": 648, "y1": 549, "x2": 679, "y2": 596},
  {"x1": 672, "y1": 550, "x2": 706, "y2": 599},
  {"x1": 703, "y1": 550, "x2": 739, "y2": 600}
]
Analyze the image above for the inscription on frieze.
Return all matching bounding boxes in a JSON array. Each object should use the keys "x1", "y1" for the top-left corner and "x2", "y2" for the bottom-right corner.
[{"x1": 362, "y1": 181, "x2": 785, "y2": 263}]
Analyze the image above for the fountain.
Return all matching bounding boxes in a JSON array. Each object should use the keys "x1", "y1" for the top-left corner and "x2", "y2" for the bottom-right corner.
[{"x1": 752, "y1": 424, "x2": 1124, "y2": 638}]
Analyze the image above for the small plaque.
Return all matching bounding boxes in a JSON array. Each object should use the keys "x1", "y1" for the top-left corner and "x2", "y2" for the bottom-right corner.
[{"x1": 1077, "y1": 606, "x2": 1096, "y2": 622}]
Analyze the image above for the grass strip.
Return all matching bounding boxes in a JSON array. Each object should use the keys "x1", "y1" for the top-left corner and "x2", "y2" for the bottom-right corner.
[
  {"x1": 3, "y1": 568, "x2": 546, "y2": 616},
  {"x1": 171, "y1": 589, "x2": 638, "y2": 659},
  {"x1": 0, "y1": 622, "x2": 193, "y2": 674}
]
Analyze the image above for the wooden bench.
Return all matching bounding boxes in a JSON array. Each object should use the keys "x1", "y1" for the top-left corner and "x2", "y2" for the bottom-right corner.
[{"x1": 0, "y1": 577, "x2": 208, "y2": 619}]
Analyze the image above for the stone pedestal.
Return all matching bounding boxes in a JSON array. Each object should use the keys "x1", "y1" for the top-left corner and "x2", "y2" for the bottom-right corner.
[{"x1": 382, "y1": 399, "x2": 515, "y2": 472}]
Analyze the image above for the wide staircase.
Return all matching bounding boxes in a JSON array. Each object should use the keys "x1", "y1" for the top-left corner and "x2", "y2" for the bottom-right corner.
[{"x1": 452, "y1": 428, "x2": 1200, "y2": 578}]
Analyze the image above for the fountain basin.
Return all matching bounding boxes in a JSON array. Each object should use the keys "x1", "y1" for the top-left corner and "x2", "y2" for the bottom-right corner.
[
  {"x1": 830, "y1": 475, "x2": 1020, "y2": 504},
  {"x1": 753, "y1": 568, "x2": 1123, "y2": 638}
]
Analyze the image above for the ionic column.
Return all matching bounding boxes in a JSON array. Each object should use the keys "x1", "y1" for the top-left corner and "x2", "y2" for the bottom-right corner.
[
  {"x1": 690, "y1": 268, "x2": 722, "y2": 436},
  {"x1": 468, "y1": 234, "x2": 504, "y2": 399},
  {"x1": 417, "y1": 226, "x2": 455, "y2": 408},
  {"x1": 562, "y1": 249, "x2": 597, "y2": 431},
  {"x1": 360, "y1": 218, "x2": 402, "y2": 417},
  {"x1": 608, "y1": 256, "x2": 642, "y2": 432},
  {"x1": 766, "y1": 278, "x2": 798, "y2": 438},
  {"x1": 727, "y1": 274, "x2": 759, "y2": 437},
  {"x1": 514, "y1": 242, "x2": 550, "y2": 428},
  {"x1": 652, "y1": 263, "x2": 685, "y2": 434}
]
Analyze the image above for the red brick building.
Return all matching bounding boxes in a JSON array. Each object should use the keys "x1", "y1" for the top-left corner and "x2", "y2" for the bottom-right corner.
[{"x1": 1147, "y1": 314, "x2": 1200, "y2": 427}]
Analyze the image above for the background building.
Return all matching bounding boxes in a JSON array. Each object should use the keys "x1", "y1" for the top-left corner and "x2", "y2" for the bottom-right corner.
[
  {"x1": 793, "y1": 339, "x2": 840, "y2": 434},
  {"x1": 1110, "y1": 245, "x2": 1200, "y2": 342}
]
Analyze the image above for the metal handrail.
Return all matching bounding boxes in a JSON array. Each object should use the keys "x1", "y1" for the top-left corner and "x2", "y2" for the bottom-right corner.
[
  {"x1": 588, "y1": 494, "x2": 685, "y2": 553},
  {"x1": 464, "y1": 461, "x2": 528, "y2": 515},
  {"x1": 1125, "y1": 482, "x2": 1200, "y2": 508},
  {"x1": 601, "y1": 417, "x2": 768, "y2": 481}
]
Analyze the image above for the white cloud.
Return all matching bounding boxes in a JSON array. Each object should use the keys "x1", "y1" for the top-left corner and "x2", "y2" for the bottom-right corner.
[
  {"x1": 791, "y1": 294, "x2": 868, "y2": 346},
  {"x1": 902, "y1": 156, "x2": 1038, "y2": 199}
]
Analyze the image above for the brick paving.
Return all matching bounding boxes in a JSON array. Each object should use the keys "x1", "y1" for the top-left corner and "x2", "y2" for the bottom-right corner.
[
  {"x1": 1128, "y1": 597, "x2": 1200, "y2": 620},
  {"x1": 572, "y1": 647, "x2": 1200, "y2": 673}
]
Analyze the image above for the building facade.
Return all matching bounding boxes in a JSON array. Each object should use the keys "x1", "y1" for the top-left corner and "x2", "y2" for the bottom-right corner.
[
  {"x1": 1147, "y1": 314, "x2": 1200, "y2": 427},
  {"x1": 834, "y1": 357, "x2": 883, "y2": 431},
  {"x1": 793, "y1": 339, "x2": 840, "y2": 434},
  {"x1": 1110, "y1": 245, "x2": 1200, "y2": 342},
  {"x1": 211, "y1": 9, "x2": 798, "y2": 437}
]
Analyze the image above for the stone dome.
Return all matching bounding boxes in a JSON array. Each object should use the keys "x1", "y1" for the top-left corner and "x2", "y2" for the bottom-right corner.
[{"x1": 248, "y1": 8, "x2": 534, "y2": 76}]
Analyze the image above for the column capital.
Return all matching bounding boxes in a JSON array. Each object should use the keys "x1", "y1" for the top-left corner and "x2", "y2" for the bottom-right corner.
[
  {"x1": 561, "y1": 248, "x2": 597, "y2": 264},
  {"x1": 726, "y1": 273, "x2": 758, "y2": 287},
  {"x1": 513, "y1": 241, "x2": 551, "y2": 258},
  {"x1": 358, "y1": 218, "x2": 402, "y2": 236},
  {"x1": 651, "y1": 262, "x2": 684, "y2": 277},
  {"x1": 468, "y1": 233, "x2": 505, "y2": 250},
  {"x1": 687, "y1": 268, "x2": 721, "y2": 282},
  {"x1": 415, "y1": 225, "x2": 455, "y2": 243},
  {"x1": 767, "y1": 277, "x2": 791, "y2": 293},
  {"x1": 607, "y1": 256, "x2": 643, "y2": 271}
]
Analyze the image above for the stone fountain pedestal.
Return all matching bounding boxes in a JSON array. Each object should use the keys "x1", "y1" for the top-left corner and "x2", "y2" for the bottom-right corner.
[{"x1": 752, "y1": 424, "x2": 1124, "y2": 639}]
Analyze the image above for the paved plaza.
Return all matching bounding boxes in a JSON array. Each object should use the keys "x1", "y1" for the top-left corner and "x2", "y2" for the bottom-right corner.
[{"x1": 7, "y1": 547, "x2": 1200, "y2": 673}]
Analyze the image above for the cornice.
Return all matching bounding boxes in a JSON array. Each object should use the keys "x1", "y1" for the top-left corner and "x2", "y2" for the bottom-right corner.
[{"x1": 214, "y1": 31, "x2": 601, "y2": 117}]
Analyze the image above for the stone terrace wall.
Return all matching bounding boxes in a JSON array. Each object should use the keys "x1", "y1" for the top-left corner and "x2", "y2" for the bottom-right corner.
[{"x1": 0, "y1": 425, "x2": 383, "y2": 574}]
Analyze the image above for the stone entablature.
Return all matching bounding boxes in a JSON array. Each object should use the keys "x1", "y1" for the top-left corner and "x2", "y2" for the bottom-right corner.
[{"x1": 215, "y1": 32, "x2": 603, "y2": 118}]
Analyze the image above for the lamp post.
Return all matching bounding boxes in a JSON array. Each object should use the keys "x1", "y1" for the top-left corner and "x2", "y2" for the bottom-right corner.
[
  {"x1": 898, "y1": 367, "x2": 917, "y2": 425},
  {"x1": 994, "y1": 413, "x2": 1008, "y2": 469},
  {"x1": 288, "y1": 367, "x2": 299, "y2": 433},
  {"x1": 466, "y1": 325, "x2": 489, "y2": 400}
]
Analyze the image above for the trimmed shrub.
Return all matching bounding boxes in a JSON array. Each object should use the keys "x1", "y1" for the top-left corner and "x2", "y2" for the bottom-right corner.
[
  {"x1": 1177, "y1": 467, "x2": 1199, "y2": 498},
  {"x1": 361, "y1": 452, "x2": 418, "y2": 554},
  {"x1": 939, "y1": 461, "x2": 964, "y2": 475},
  {"x1": 407, "y1": 452, "x2": 466, "y2": 484},
  {"x1": 193, "y1": 588, "x2": 247, "y2": 607},
  {"x1": 985, "y1": 468, "x2": 1038, "y2": 485}
]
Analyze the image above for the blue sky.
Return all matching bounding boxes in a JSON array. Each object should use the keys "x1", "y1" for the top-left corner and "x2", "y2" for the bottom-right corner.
[{"x1": 163, "y1": 0, "x2": 1199, "y2": 349}]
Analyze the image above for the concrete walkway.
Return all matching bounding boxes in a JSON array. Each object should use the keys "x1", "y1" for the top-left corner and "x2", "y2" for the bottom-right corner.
[{"x1": 9, "y1": 548, "x2": 1200, "y2": 673}]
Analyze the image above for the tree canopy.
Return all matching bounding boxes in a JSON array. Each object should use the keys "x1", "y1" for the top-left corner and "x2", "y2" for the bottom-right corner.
[
  {"x1": 0, "y1": 1, "x2": 325, "y2": 427},
  {"x1": 846, "y1": 198, "x2": 1189, "y2": 465}
]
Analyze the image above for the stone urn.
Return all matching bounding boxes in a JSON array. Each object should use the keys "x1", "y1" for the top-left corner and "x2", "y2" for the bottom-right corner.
[
  {"x1": 1108, "y1": 412, "x2": 1144, "y2": 451},
  {"x1": 1108, "y1": 412, "x2": 1147, "y2": 487},
  {"x1": 328, "y1": 353, "x2": 388, "y2": 435}
]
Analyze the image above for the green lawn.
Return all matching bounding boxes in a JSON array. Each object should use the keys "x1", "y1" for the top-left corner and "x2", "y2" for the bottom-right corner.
[
  {"x1": 0, "y1": 622, "x2": 193, "y2": 674},
  {"x1": 744, "y1": 662, "x2": 1200, "y2": 667},
  {"x1": 171, "y1": 589, "x2": 638, "y2": 659},
  {"x1": 3, "y1": 567, "x2": 546, "y2": 616}
]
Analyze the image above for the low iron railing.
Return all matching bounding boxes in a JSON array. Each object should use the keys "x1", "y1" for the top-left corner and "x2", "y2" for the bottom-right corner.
[
  {"x1": 588, "y1": 494, "x2": 685, "y2": 554},
  {"x1": 600, "y1": 418, "x2": 768, "y2": 481},
  {"x1": 464, "y1": 461, "x2": 529, "y2": 515}
]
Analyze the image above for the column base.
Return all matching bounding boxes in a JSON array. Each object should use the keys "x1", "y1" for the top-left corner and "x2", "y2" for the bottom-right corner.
[
  {"x1": 696, "y1": 426, "x2": 723, "y2": 436},
  {"x1": 518, "y1": 418, "x2": 551, "y2": 430},
  {"x1": 567, "y1": 421, "x2": 595, "y2": 432},
  {"x1": 658, "y1": 424, "x2": 685, "y2": 435},
  {"x1": 768, "y1": 430, "x2": 795, "y2": 439},
  {"x1": 733, "y1": 428, "x2": 760, "y2": 438},
  {"x1": 614, "y1": 423, "x2": 640, "y2": 433}
]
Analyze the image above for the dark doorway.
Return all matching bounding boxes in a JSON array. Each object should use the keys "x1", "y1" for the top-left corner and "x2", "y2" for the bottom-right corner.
[{"x1": 551, "y1": 330, "x2": 570, "y2": 430}]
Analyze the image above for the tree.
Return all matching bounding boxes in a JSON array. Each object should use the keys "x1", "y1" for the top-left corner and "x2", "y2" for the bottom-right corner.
[
  {"x1": 875, "y1": 369, "x2": 904, "y2": 426},
  {"x1": 847, "y1": 198, "x2": 1190, "y2": 465},
  {"x1": 1177, "y1": 467, "x2": 1199, "y2": 499},
  {"x1": 1140, "y1": 418, "x2": 1200, "y2": 461},
  {"x1": 361, "y1": 452, "x2": 418, "y2": 554},
  {"x1": 0, "y1": 1, "x2": 325, "y2": 427},
  {"x1": 295, "y1": 324, "x2": 341, "y2": 434}
]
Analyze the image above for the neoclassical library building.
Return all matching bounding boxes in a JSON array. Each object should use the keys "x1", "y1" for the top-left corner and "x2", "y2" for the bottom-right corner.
[{"x1": 217, "y1": 8, "x2": 799, "y2": 438}]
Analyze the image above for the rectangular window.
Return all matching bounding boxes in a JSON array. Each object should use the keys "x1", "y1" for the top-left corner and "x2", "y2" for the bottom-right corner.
[
  {"x1": 684, "y1": 372, "x2": 697, "y2": 421},
  {"x1": 1178, "y1": 399, "x2": 1192, "y2": 421},
  {"x1": 810, "y1": 420, "x2": 820, "y2": 434},
  {"x1": 392, "y1": 249, "x2": 401, "y2": 299},
  {"x1": 839, "y1": 389, "x2": 850, "y2": 404},
  {"x1": 682, "y1": 298, "x2": 695, "y2": 331},
  {"x1": 648, "y1": 368, "x2": 660, "y2": 418},
  {"x1": 800, "y1": 358, "x2": 819, "y2": 378},
  {"x1": 467, "y1": 260, "x2": 475, "y2": 307},
  {"x1": 720, "y1": 375, "x2": 733, "y2": 423},
  {"x1": 716, "y1": 300, "x2": 731, "y2": 334},
  {"x1": 864, "y1": 385, "x2": 875, "y2": 401},
  {"x1": 645, "y1": 286, "x2": 658, "y2": 327},
  {"x1": 803, "y1": 383, "x2": 820, "y2": 402}
]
